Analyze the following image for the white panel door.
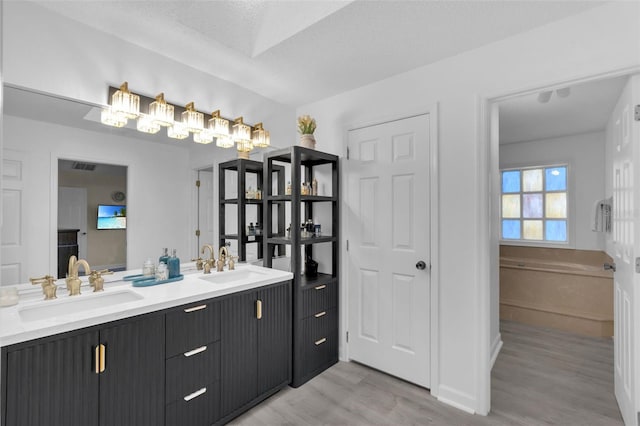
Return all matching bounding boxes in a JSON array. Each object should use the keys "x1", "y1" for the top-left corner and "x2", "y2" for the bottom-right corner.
[
  {"x1": 1, "y1": 150, "x2": 28, "y2": 285},
  {"x1": 347, "y1": 114, "x2": 430, "y2": 387},
  {"x1": 611, "y1": 74, "x2": 640, "y2": 426},
  {"x1": 58, "y1": 187, "x2": 87, "y2": 260}
]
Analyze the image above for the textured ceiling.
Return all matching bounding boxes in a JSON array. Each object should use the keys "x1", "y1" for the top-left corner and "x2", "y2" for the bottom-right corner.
[
  {"x1": 36, "y1": 0, "x2": 603, "y2": 106},
  {"x1": 499, "y1": 75, "x2": 628, "y2": 145}
]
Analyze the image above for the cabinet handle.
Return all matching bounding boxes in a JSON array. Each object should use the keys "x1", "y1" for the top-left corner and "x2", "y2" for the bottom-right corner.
[
  {"x1": 94, "y1": 345, "x2": 100, "y2": 374},
  {"x1": 314, "y1": 285, "x2": 326, "y2": 290},
  {"x1": 314, "y1": 311, "x2": 327, "y2": 318},
  {"x1": 315, "y1": 337, "x2": 327, "y2": 346},
  {"x1": 184, "y1": 387, "x2": 207, "y2": 402},
  {"x1": 256, "y1": 300, "x2": 263, "y2": 320},
  {"x1": 99, "y1": 344, "x2": 106, "y2": 373},
  {"x1": 184, "y1": 345, "x2": 207, "y2": 357},
  {"x1": 184, "y1": 304, "x2": 207, "y2": 313}
]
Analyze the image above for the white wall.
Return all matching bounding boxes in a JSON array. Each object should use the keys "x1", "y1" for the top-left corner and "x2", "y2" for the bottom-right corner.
[
  {"x1": 2, "y1": 1, "x2": 297, "y2": 149},
  {"x1": 4, "y1": 114, "x2": 192, "y2": 279},
  {"x1": 296, "y1": 2, "x2": 640, "y2": 414},
  {"x1": 499, "y1": 131, "x2": 606, "y2": 251}
]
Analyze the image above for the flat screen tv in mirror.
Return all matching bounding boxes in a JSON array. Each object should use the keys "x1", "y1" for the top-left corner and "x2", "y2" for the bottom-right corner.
[{"x1": 97, "y1": 204, "x2": 126, "y2": 230}]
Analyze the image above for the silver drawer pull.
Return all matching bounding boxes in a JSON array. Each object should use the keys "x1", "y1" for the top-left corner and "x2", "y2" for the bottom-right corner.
[
  {"x1": 184, "y1": 304, "x2": 207, "y2": 313},
  {"x1": 184, "y1": 387, "x2": 207, "y2": 402},
  {"x1": 314, "y1": 311, "x2": 327, "y2": 318},
  {"x1": 184, "y1": 345, "x2": 207, "y2": 357},
  {"x1": 315, "y1": 337, "x2": 327, "y2": 346},
  {"x1": 314, "y1": 285, "x2": 326, "y2": 290}
]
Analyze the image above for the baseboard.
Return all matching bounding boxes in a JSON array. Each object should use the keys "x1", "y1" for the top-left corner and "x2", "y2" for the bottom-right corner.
[
  {"x1": 490, "y1": 333, "x2": 503, "y2": 369},
  {"x1": 436, "y1": 385, "x2": 476, "y2": 414}
]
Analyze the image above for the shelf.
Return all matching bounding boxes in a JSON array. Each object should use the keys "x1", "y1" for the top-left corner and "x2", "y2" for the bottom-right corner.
[
  {"x1": 221, "y1": 234, "x2": 264, "y2": 243},
  {"x1": 222, "y1": 199, "x2": 263, "y2": 204},
  {"x1": 267, "y1": 195, "x2": 335, "y2": 202},
  {"x1": 267, "y1": 235, "x2": 335, "y2": 245},
  {"x1": 267, "y1": 146, "x2": 339, "y2": 165}
]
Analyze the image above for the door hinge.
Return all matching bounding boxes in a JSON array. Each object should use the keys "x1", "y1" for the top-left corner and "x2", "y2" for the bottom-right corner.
[
  {"x1": 635, "y1": 105, "x2": 640, "y2": 121},
  {"x1": 195, "y1": 179, "x2": 201, "y2": 187},
  {"x1": 346, "y1": 147, "x2": 350, "y2": 160},
  {"x1": 346, "y1": 240, "x2": 349, "y2": 251},
  {"x1": 346, "y1": 331, "x2": 349, "y2": 343},
  {"x1": 195, "y1": 229, "x2": 201, "y2": 237}
]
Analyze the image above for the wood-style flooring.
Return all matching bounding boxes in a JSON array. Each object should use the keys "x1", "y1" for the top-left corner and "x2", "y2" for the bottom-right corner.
[{"x1": 231, "y1": 320, "x2": 623, "y2": 425}]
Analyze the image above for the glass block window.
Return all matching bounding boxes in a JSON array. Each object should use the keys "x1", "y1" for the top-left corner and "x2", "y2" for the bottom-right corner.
[{"x1": 500, "y1": 165, "x2": 568, "y2": 243}]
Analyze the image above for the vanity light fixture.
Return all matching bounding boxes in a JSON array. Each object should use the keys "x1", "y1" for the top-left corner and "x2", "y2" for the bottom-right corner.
[
  {"x1": 181, "y1": 102, "x2": 205, "y2": 133},
  {"x1": 252, "y1": 122, "x2": 270, "y2": 148},
  {"x1": 100, "y1": 107, "x2": 128, "y2": 128},
  {"x1": 167, "y1": 121, "x2": 189, "y2": 140},
  {"x1": 111, "y1": 82, "x2": 140, "y2": 119},
  {"x1": 100, "y1": 83, "x2": 270, "y2": 156},
  {"x1": 148, "y1": 93, "x2": 174, "y2": 127},
  {"x1": 136, "y1": 114, "x2": 161, "y2": 134}
]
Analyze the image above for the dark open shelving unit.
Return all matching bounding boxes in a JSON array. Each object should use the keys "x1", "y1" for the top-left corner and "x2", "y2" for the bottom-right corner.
[
  {"x1": 218, "y1": 158, "x2": 285, "y2": 262},
  {"x1": 263, "y1": 146, "x2": 339, "y2": 387}
]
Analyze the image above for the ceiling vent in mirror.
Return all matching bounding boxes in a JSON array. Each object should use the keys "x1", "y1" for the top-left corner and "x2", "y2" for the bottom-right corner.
[{"x1": 72, "y1": 162, "x2": 97, "y2": 171}]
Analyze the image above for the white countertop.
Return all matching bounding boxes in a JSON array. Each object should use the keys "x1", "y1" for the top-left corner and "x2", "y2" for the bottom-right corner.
[{"x1": 0, "y1": 263, "x2": 293, "y2": 347}]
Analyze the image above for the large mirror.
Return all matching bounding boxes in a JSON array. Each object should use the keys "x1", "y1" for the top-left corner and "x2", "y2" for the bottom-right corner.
[{"x1": 1, "y1": 85, "x2": 224, "y2": 285}]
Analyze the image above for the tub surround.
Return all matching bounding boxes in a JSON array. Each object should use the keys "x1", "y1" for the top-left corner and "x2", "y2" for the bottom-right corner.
[
  {"x1": 500, "y1": 245, "x2": 613, "y2": 337},
  {"x1": 0, "y1": 262, "x2": 293, "y2": 347}
]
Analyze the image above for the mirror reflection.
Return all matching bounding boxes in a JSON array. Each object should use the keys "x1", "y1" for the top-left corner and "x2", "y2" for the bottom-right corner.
[{"x1": 58, "y1": 159, "x2": 128, "y2": 277}]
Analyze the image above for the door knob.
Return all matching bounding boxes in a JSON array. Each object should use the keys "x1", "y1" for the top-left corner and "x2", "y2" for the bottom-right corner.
[
  {"x1": 416, "y1": 261, "x2": 427, "y2": 270},
  {"x1": 604, "y1": 262, "x2": 616, "y2": 272}
]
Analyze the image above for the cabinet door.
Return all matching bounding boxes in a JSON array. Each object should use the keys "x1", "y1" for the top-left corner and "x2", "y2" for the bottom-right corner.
[
  {"x1": 98, "y1": 314, "x2": 165, "y2": 426},
  {"x1": 4, "y1": 330, "x2": 100, "y2": 426},
  {"x1": 257, "y1": 281, "x2": 291, "y2": 394},
  {"x1": 220, "y1": 291, "x2": 258, "y2": 418}
]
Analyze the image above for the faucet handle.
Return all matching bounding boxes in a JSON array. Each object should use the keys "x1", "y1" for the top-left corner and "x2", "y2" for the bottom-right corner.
[
  {"x1": 30, "y1": 275, "x2": 57, "y2": 300},
  {"x1": 228, "y1": 256, "x2": 237, "y2": 270},
  {"x1": 191, "y1": 257, "x2": 204, "y2": 271}
]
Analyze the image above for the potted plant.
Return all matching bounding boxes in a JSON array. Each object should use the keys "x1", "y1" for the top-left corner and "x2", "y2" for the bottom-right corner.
[{"x1": 297, "y1": 114, "x2": 317, "y2": 149}]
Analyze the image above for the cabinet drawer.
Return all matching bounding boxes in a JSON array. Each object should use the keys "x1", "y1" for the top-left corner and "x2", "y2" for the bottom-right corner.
[
  {"x1": 302, "y1": 280, "x2": 337, "y2": 318},
  {"x1": 166, "y1": 380, "x2": 220, "y2": 426},
  {"x1": 166, "y1": 341, "x2": 220, "y2": 403},
  {"x1": 302, "y1": 309, "x2": 338, "y2": 374},
  {"x1": 166, "y1": 300, "x2": 220, "y2": 358}
]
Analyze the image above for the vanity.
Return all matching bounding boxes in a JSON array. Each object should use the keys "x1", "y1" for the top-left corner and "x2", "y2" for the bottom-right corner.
[{"x1": 0, "y1": 263, "x2": 293, "y2": 426}]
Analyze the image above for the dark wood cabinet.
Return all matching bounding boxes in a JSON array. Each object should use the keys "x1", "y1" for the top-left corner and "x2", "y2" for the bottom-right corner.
[
  {"x1": 219, "y1": 280, "x2": 291, "y2": 423},
  {"x1": 263, "y1": 146, "x2": 339, "y2": 387},
  {"x1": 2, "y1": 280, "x2": 291, "y2": 426},
  {"x1": 2, "y1": 314, "x2": 164, "y2": 426}
]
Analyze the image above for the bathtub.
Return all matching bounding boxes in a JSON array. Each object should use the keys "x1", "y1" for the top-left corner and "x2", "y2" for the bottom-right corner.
[{"x1": 499, "y1": 246, "x2": 614, "y2": 337}]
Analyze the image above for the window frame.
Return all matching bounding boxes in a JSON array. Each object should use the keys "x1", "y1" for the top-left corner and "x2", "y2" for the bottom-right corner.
[{"x1": 499, "y1": 163, "x2": 573, "y2": 248}]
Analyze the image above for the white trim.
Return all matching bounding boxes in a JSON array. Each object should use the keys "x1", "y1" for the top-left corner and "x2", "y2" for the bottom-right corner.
[
  {"x1": 341, "y1": 104, "x2": 440, "y2": 397},
  {"x1": 490, "y1": 333, "x2": 503, "y2": 369},
  {"x1": 478, "y1": 66, "x2": 640, "y2": 417},
  {"x1": 437, "y1": 385, "x2": 477, "y2": 414}
]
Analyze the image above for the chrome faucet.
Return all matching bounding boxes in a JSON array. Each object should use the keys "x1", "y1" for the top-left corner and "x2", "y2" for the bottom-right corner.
[
  {"x1": 201, "y1": 244, "x2": 216, "y2": 274},
  {"x1": 67, "y1": 257, "x2": 91, "y2": 296},
  {"x1": 217, "y1": 246, "x2": 229, "y2": 272},
  {"x1": 30, "y1": 275, "x2": 58, "y2": 300}
]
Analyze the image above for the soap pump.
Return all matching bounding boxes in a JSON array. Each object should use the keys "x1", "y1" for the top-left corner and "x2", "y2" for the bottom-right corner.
[{"x1": 168, "y1": 249, "x2": 181, "y2": 279}]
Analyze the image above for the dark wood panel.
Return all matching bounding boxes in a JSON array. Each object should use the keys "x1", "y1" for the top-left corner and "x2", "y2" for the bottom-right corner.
[
  {"x1": 4, "y1": 330, "x2": 99, "y2": 426},
  {"x1": 257, "y1": 281, "x2": 292, "y2": 395},
  {"x1": 166, "y1": 341, "x2": 220, "y2": 403},
  {"x1": 166, "y1": 300, "x2": 220, "y2": 358},
  {"x1": 98, "y1": 314, "x2": 165, "y2": 426},
  {"x1": 220, "y1": 291, "x2": 258, "y2": 417},
  {"x1": 166, "y1": 380, "x2": 220, "y2": 426}
]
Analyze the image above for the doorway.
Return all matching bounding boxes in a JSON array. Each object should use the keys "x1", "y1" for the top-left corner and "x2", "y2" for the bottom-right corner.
[
  {"x1": 58, "y1": 159, "x2": 127, "y2": 274},
  {"x1": 488, "y1": 73, "x2": 637, "y2": 423}
]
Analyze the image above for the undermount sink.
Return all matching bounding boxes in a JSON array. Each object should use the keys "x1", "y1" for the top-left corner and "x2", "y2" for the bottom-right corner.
[
  {"x1": 18, "y1": 289, "x2": 143, "y2": 322},
  {"x1": 199, "y1": 269, "x2": 268, "y2": 285}
]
